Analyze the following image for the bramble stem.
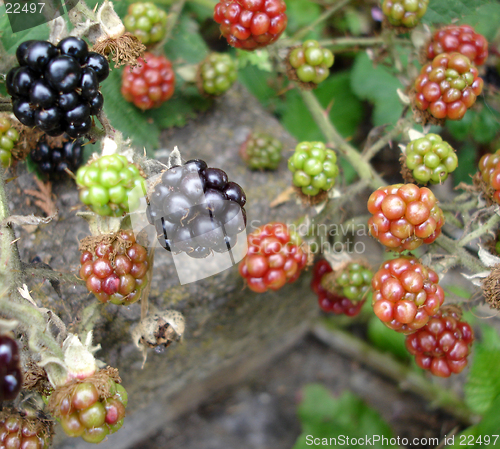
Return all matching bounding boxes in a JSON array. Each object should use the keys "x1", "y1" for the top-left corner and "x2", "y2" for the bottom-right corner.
[
  {"x1": 292, "y1": 0, "x2": 352, "y2": 42},
  {"x1": 434, "y1": 234, "x2": 486, "y2": 273},
  {"x1": 458, "y1": 212, "x2": 500, "y2": 248},
  {"x1": 318, "y1": 36, "x2": 411, "y2": 49},
  {"x1": 0, "y1": 97, "x2": 13, "y2": 113},
  {"x1": 311, "y1": 323, "x2": 478, "y2": 426},
  {"x1": 299, "y1": 89, "x2": 386, "y2": 190},
  {"x1": 361, "y1": 119, "x2": 409, "y2": 162}
]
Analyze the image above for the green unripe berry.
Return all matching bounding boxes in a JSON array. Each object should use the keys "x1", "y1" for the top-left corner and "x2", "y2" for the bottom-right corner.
[
  {"x1": 291, "y1": 40, "x2": 334, "y2": 86},
  {"x1": 198, "y1": 53, "x2": 238, "y2": 96},
  {"x1": 289, "y1": 141, "x2": 338, "y2": 196},
  {"x1": 125, "y1": 2, "x2": 167, "y2": 45},
  {"x1": 241, "y1": 132, "x2": 282, "y2": 170},
  {"x1": 413, "y1": 165, "x2": 432, "y2": 183},
  {"x1": 0, "y1": 116, "x2": 19, "y2": 167},
  {"x1": 382, "y1": 0, "x2": 429, "y2": 28}
]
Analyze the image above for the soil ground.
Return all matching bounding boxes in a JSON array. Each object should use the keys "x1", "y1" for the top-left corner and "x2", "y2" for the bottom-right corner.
[{"x1": 135, "y1": 334, "x2": 459, "y2": 449}]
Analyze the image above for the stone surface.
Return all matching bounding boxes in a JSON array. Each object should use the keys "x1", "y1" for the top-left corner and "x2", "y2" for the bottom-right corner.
[{"x1": 6, "y1": 84, "x2": 319, "y2": 448}]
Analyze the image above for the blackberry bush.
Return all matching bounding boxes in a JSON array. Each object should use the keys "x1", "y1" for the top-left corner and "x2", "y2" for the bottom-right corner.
[
  {"x1": 426, "y1": 25, "x2": 488, "y2": 67},
  {"x1": 121, "y1": 53, "x2": 175, "y2": 110},
  {"x1": 288, "y1": 141, "x2": 339, "y2": 197},
  {"x1": 0, "y1": 117, "x2": 19, "y2": 168},
  {"x1": 0, "y1": 335, "x2": 22, "y2": 403},
  {"x1": 406, "y1": 308, "x2": 474, "y2": 377},
  {"x1": 311, "y1": 260, "x2": 371, "y2": 316},
  {"x1": 30, "y1": 137, "x2": 83, "y2": 178},
  {"x1": 372, "y1": 256, "x2": 445, "y2": 334},
  {"x1": 288, "y1": 40, "x2": 334, "y2": 86},
  {"x1": 79, "y1": 230, "x2": 150, "y2": 305},
  {"x1": 197, "y1": 53, "x2": 238, "y2": 97},
  {"x1": 239, "y1": 132, "x2": 282, "y2": 170},
  {"x1": 213, "y1": 0, "x2": 288, "y2": 50},
  {"x1": 404, "y1": 133, "x2": 458, "y2": 185},
  {"x1": 367, "y1": 183, "x2": 445, "y2": 251},
  {"x1": 147, "y1": 159, "x2": 247, "y2": 258},
  {"x1": 76, "y1": 154, "x2": 147, "y2": 217},
  {"x1": 414, "y1": 52, "x2": 483, "y2": 121},
  {"x1": 381, "y1": 0, "x2": 429, "y2": 28},
  {"x1": 7, "y1": 38, "x2": 108, "y2": 138},
  {"x1": 124, "y1": 2, "x2": 168, "y2": 46},
  {"x1": 239, "y1": 222, "x2": 307, "y2": 293}
]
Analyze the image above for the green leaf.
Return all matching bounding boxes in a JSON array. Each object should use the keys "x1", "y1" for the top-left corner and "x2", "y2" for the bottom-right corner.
[
  {"x1": 464, "y1": 342, "x2": 500, "y2": 415},
  {"x1": 293, "y1": 385, "x2": 396, "y2": 449},
  {"x1": 237, "y1": 65, "x2": 278, "y2": 111},
  {"x1": 237, "y1": 49, "x2": 272, "y2": 72},
  {"x1": 163, "y1": 14, "x2": 209, "y2": 64},
  {"x1": 285, "y1": 0, "x2": 323, "y2": 40},
  {"x1": 453, "y1": 143, "x2": 477, "y2": 186},
  {"x1": 350, "y1": 53, "x2": 403, "y2": 127},
  {"x1": 367, "y1": 316, "x2": 411, "y2": 361}
]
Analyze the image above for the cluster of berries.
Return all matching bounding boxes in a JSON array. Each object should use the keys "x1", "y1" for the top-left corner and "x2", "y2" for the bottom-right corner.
[
  {"x1": 54, "y1": 380, "x2": 127, "y2": 444},
  {"x1": 213, "y1": 0, "x2": 287, "y2": 50},
  {"x1": 124, "y1": 2, "x2": 168, "y2": 46},
  {"x1": 240, "y1": 132, "x2": 282, "y2": 170},
  {"x1": 425, "y1": 25, "x2": 488, "y2": 67},
  {"x1": 372, "y1": 256, "x2": 444, "y2": 334},
  {"x1": 311, "y1": 260, "x2": 371, "y2": 316},
  {"x1": 288, "y1": 141, "x2": 339, "y2": 197},
  {"x1": 79, "y1": 230, "x2": 150, "y2": 305},
  {"x1": 7, "y1": 38, "x2": 109, "y2": 138},
  {"x1": 478, "y1": 149, "x2": 500, "y2": 203},
  {"x1": 414, "y1": 52, "x2": 483, "y2": 121},
  {"x1": 0, "y1": 117, "x2": 20, "y2": 168},
  {"x1": 121, "y1": 53, "x2": 175, "y2": 110},
  {"x1": 405, "y1": 134, "x2": 458, "y2": 185},
  {"x1": 198, "y1": 53, "x2": 238, "y2": 97},
  {"x1": 0, "y1": 412, "x2": 51, "y2": 449},
  {"x1": 30, "y1": 138, "x2": 83, "y2": 178},
  {"x1": 0, "y1": 335, "x2": 22, "y2": 403},
  {"x1": 288, "y1": 40, "x2": 334, "y2": 86},
  {"x1": 381, "y1": 0, "x2": 429, "y2": 28},
  {"x1": 406, "y1": 309, "x2": 474, "y2": 377},
  {"x1": 147, "y1": 159, "x2": 247, "y2": 258},
  {"x1": 76, "y1": 154, "x2": 147, "y2": 217},
  {"x1": 239, "y1": 222, "x2": 308, "y2": 293},
  {"x1": 367, "y1": 183, "x2": 444, "y2": 252}
]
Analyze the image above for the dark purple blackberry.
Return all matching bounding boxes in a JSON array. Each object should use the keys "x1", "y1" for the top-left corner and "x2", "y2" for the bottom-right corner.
[
  {"x1": 30, "y1": 137, "x2": 83, "y2": 178},
  {"x1": 147, "y1": 159, "x2": 247, "y2": 257},
  {"x1": 0, "y1": 335, "x2": 22, "y2": 403},
  {"x1": 8, "y1": 39, "x2": 109, "y2": 139},
  {"x1": 57, "y1": 36, "x2": 88, "y2": 63},
  {"x1": 85, "y1": 52, "x2": 110, "y2": 82},
  {"x1": 25, "y1": 41, "x2": 58, "y2": 72}
]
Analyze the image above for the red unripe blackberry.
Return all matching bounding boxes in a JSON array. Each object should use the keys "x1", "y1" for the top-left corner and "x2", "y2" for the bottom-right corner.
[
  {"x1": 372, "y1": 256, "x2": 445, "y2": 334},
  {"x1": 426, "y1": 25, "x2": 488, "y2": 67},
  {"x1": 367, "y1": 183, "x2": 445, "y2": 252},
  {"x1": 405, "y1": 308, "x2": 473, "y2": 377},
  {"x1": 49, "y1": 377, "x2": 127, "y2": 443},
  {"x1": 414, "y1": 52, "x2": 483, "y2": 121},
  {"x1": 79, "y1": 230, "x2": 150, "y2": 305},
  {"x1": 121, "y1": 53, "x2": 175, "y2": 110},
  {"x1": 0, "y1": 335, "x2": 22, "y2": 403},
  {"x1": 213, "y1": 0, "x2": 287, "y2": 50},
  {"x1": 311, "y1": 260, "x2": 367, "y2": 316},
  {"x1": 0, "y1": 410, "x2": 52, "y2": 449},
  {"x1": 239, "y1": 222, "x2": 307, "y2": 293},
  {"x1": 478, "y1": 149, "x2": 500, "y2": 203}
]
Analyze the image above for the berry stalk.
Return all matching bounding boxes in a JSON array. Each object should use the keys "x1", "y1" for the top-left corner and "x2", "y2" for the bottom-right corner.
[
  {"x1": 298, "y1": 89, "x2": 386, "y2": 189},
  {"x1": 312, "y1": 323, "x2": 478, "y2": 425}
]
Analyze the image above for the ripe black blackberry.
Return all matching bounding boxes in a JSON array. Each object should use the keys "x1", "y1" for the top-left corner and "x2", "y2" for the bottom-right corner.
[
  {"x1": 7, "y1": 38, "x2": 109, "y2": 139},
  {"x1": 0, "y1": 335, "x2": 22, "y2": 403},
  {"x1": 146, "y1": 159, "x2": 247, "y2": 258},
  {"x1": 30, "y1": 137, "x2": 83, "y2": 178}
]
